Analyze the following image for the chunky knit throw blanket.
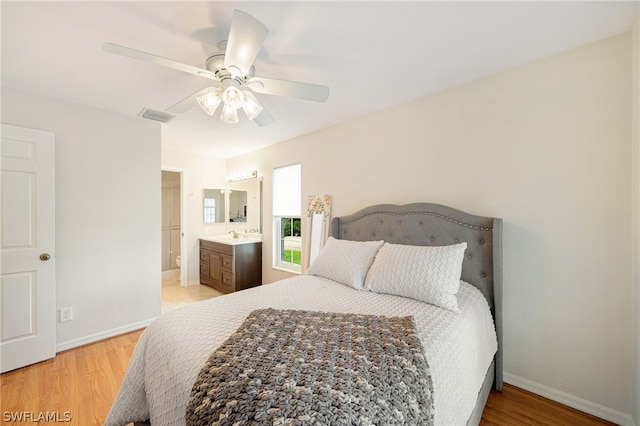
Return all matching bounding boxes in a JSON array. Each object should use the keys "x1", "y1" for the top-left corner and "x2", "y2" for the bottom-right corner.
[{"x1": 186, "y1": 308, "x2": 434, "y2": 425}]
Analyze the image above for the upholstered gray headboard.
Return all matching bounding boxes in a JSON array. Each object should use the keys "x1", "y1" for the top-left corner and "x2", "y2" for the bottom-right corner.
[{"x1": 331, "y1": 202, "x2": 503, "y2": 390}]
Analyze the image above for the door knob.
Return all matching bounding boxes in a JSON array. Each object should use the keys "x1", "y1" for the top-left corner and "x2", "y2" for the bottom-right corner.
[{"x1": 39, "y1": 253, "x2": 51, "y2": 261}]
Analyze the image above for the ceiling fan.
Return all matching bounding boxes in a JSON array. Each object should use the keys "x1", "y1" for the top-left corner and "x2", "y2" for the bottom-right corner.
[{"x1": 102, "y1": 10, "x2": 329, "y2": 126}]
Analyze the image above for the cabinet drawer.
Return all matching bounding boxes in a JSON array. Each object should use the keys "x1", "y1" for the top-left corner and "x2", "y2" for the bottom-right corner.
[
  {"x1": 200, "y1": 251, "x2": 209, "y2": 263},
  {"x1": 200, "y1": 263, "x2": 209, "y2": 276},
  {"x1": 221, "y1": 271, "x2": 233, "y2": 289},
  {"x1": 200, "y1": 239, "x2": 233, "y2": 255},
  {"x1": 221, "y1": 255, "x2": 232, "y2": 271}
]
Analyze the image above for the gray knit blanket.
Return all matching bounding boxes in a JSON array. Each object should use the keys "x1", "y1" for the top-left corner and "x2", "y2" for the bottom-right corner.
[{"x1": 186, "y1": 308, "x2": 434, "y2": 425}]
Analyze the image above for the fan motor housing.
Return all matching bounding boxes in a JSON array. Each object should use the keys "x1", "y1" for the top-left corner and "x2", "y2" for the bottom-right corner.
[{"x1": 205, "y1": 45, "x2": 254, "y2": 85}]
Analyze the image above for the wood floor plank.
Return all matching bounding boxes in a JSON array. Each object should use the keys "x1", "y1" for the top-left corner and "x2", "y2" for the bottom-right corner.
[
  {"x1": 1, "y1": 328, "x2": 617, "y2": 426},
  {"x1": 480, "y1": 385, "x2": 616, "y2": 426}
]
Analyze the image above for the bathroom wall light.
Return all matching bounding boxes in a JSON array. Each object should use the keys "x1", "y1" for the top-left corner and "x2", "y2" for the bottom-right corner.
[{"x1": 226, "y1": 170, "x2": 258, "y2": 182}]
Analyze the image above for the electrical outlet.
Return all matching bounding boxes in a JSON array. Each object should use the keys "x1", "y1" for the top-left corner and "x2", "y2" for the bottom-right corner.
[{"x1": 60, "y1": 307, "x2": 73, "y2": 322}]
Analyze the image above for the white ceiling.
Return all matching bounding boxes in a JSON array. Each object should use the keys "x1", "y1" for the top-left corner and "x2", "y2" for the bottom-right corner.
[{"x1": 2, "y1": 1, "x2": 638, "y2": 159}]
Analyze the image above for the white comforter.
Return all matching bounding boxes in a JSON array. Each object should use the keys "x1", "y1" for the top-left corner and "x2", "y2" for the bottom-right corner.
[{"x1": 106, "y1": 276, "x2": 497, "y2": 426}]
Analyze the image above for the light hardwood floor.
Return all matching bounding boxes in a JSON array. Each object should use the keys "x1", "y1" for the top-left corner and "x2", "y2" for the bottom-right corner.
[
  {"x1": 1, "y1": 326, "x2": 615, "y2": 426},
  {"x1": 161, "y1": 277, "x2": 222, "y2": 314},
  {"x1": 481, "y1": 386, "x2": 616, "y2": 425},
  {"x1": 0, "y1": 330, "x2": 143, "y2": 426}
]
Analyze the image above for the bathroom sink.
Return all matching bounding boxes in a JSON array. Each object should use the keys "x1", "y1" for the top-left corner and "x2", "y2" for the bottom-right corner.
[{"x1": 201, "y1": 233, "x2": 262, "y2": 245}]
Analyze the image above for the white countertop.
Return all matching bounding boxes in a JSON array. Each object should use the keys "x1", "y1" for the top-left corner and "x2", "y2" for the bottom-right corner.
[{"x1": 200, "y1": 234, "x2": 262, "y2": 245}]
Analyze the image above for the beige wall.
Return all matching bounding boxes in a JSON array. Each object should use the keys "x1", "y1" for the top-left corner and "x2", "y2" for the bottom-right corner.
[
  {"x1": 2, "y1": 86, "x2": 162, "y2": 349},
  {"x1": 229, "y1": 33, "x2": 634, "y2": 421}
]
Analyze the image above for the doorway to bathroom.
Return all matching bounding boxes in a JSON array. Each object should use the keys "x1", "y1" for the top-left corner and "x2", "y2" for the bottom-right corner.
[{"x1": 161, "y1": 170, "x2": 184, "y2": 286}]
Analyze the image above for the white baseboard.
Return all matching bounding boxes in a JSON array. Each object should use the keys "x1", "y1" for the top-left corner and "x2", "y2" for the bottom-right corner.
[
  {"x1": 55, "y1": 318, "x2": 157, "y2": 353},
  {"x1": 504, "y1": 373, "x2": 636, "y2": 426},
  {"x1": 162, "y1": 269, "x2": 180, "y2": 280}
]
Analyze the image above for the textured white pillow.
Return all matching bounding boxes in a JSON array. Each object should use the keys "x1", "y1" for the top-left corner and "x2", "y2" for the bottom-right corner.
[
  {"x1": 364, "y1": 242, "x2": 467, "y2": 313},
  {"x1": 305, "y1": 237, "x2": 384, "y2": 289}
]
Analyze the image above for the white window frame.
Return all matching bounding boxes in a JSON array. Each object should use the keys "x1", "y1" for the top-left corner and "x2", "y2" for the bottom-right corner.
[{"x1": 272, "y1": 163, "x2": 302, "y2": 273}]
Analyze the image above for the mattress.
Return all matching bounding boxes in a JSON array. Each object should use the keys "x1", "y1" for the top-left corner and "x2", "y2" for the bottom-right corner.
[{"x1": 106, "y1": 275, "x2": 497, "y2": 426}]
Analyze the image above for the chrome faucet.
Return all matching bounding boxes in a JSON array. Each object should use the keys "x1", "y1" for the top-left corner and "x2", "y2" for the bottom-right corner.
[{"x1": 228, "y1": 230, "x2": 239, "y2": 239}]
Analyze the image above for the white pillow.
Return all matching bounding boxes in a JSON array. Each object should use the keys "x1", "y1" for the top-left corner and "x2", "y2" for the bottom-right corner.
[
  {"x1": 305, "y1": 237, "x2": 384, "y2": 290},
  {"x1": 364, "y1": 242, "x2": 467, "y2": 313}
]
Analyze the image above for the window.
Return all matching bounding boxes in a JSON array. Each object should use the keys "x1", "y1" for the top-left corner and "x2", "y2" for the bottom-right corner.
[
  {"x1": 272, "y1": 163, "x2": 302, "y2": 273},
  {"x1": 203, "y1": 197, "x2": 216, "y2": 224}
]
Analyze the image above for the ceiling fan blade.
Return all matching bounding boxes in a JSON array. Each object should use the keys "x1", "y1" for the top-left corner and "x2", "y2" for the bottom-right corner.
[
  {"x1": 253, "y1": 108, "x2": 275, "y2": 127},
  {"x1": 249, "y1": 77, "x2": 329, "y2": 102},
  {"x1": 102, "y1": 42, "x2": 219, "y2": 81},
  {"x1": 224, "y1": 10, "x2": 268, "y2": 76},
  {"x1": 165, "y1": 87, "x2": 214, "y2": 114}
]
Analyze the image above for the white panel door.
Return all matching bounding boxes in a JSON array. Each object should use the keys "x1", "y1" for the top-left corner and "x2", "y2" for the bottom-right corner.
[{"x1": 1, "y1": 124, "x2": 56, "y2": 373}]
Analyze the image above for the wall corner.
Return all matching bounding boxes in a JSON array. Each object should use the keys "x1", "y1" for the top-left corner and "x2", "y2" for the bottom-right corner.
[{"x1": 631, "y1": 9, "x2": 640, "y2": 426}]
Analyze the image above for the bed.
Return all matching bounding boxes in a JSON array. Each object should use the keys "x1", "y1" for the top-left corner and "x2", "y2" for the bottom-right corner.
[{"x1": 106, "y1": 202, "x2": 502, "y2": 426}]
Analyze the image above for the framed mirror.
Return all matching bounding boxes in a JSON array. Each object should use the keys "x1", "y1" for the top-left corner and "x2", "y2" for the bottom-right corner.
[
  {"x1": 203, "y1": 188, "x2": 226, "y2": 224},
  {"x1": 228, "y1": 190, "x2": 247, "y2": 222},
  {"x1": 304, "y1": 194, "x2": 331, "y2": 270},
  {"x1": 225, "y1": 171, "x2": 262, "y2": 233}
]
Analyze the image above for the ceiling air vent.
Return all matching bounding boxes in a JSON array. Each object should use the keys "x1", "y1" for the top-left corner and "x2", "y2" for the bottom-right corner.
[{"x1": 138, "y1": 108, "x2": 176, "y2": 123}]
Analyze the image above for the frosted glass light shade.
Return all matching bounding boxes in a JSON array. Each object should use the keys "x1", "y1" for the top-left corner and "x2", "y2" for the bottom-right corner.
[
  {"x1": 197, "y1": 90, "x2": 222, "y2": 115},
  {"x1": 241, "y1": 91, "x2": 264, "y2": 120},
  {"x1": 220, "y1": 104, "x2": 239, "y2": 124},
  {"x1": 222, "y1": 86, "x2": 244, "y2": 109}
]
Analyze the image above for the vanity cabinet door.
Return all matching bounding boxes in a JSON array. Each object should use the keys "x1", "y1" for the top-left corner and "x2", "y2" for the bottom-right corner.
[
  {"x1": 202, "y1": 250, "x2": 231, "y2": 293},
  {"x1": 208, "y1": 252, "x2": 222, "y2": 284}
]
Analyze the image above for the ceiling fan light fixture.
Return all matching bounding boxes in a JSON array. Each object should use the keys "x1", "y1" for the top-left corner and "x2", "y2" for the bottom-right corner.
[
  {"x1": 103, "y1": 10, "x2": 330, "y2": 129},
  {"x1": 220, "y1": 104, "x2": 239, "y2": 124},
  {"x1": 241, "y1": 91, "x2": 263, "y2": 120},
  {"x1": 197, "y1": 89, "x2": 222, "y2": 115}
]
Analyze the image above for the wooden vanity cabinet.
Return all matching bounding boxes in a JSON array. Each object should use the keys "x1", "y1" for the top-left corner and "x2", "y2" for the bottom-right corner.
[{"x1": 199, "y1": 239, "x2": 262, "y2": 293}]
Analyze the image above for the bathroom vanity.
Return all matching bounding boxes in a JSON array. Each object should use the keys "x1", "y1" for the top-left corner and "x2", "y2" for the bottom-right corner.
[{"x1": 199, "y1": 237, "x2": 262, "y2": 294}]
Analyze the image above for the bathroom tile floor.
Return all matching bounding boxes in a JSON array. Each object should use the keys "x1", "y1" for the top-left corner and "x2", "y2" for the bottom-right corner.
[{"x1": 161, "y1": 278, "x2": 223, "y2": 314}]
